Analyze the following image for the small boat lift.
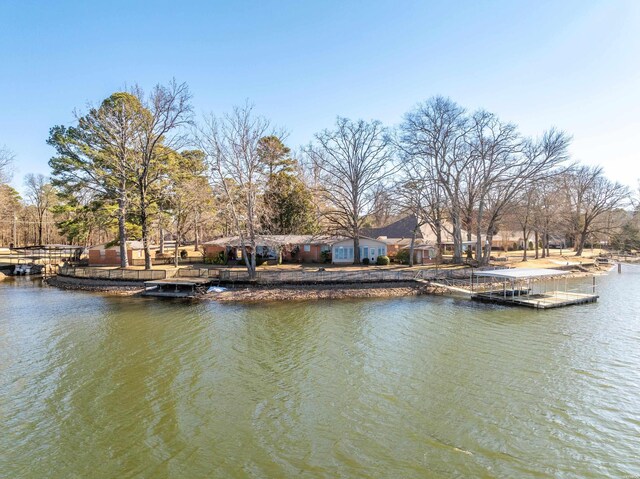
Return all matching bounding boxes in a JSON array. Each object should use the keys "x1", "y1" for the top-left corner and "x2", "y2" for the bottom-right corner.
[{"x1": 471, "y1": 268, "x2": 598, "y2": 309}]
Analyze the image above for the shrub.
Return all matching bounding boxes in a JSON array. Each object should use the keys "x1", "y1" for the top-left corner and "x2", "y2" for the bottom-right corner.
[
  {"x1": 376, "y1": 255, "x2": 390, "y2": 266},
  {"x1": 180, "y1": 249, "x2": 188, "y2": 259},
  {"x1": 205, "y1": 251, "x2": 226, "y2": 264},
  {"x1": 321, "y1": 250, "x2": 331, "y2": 263},
  {"x1": 255, "y1": 254, "x2": 267, "y2": 266},
  {"x1": 362, "y1": 257, "x2": 370, "y2": 265},
  {"x1": 395, "y1": 249, "x2": 410, "y2": 264}
]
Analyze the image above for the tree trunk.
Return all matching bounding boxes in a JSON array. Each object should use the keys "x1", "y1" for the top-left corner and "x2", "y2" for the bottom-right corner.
[
  {"x1": 409, "y1": 229, "x2": 416, "y2": 267},
  {"x1": 452, "y1": 213, "x2": 463, "y2": 264},
  {"x1": 534, "y1": 230, "x2": 539, "y2": 259},
  {"x1": 140, "y1": 186, "x2": 152, "y2": 270},
  {"x1": 545, "y1": 233, "x2": 550, "y2": 257},
  {"x1": 173, "y1": 230, "x2": 180, "y2": 268},
  {"x1": 575, "y1": 229, "x2": 587, "y2": 256},
  {"x1": 435, "y1": 222, "x2": 443, "y2": 262},
  {"x1": 37, "y1": 212, "x2": 43, "y2": 245},
  {"x1": 117, "y1": 197, "x2": 129, "y2": 268},
  {"x1": 353, "y1": 233, "x2": 361, "y2": 264},
  {"x1": 159, "y1": 227, "x2": 165, "y2": 254},
  {"x1": 194, "y1": 213, "x2": 200, "y2": 251},
  {"x1": 475, "y1": 231, "x2": 483, "y2": 264},
  {"x1": 522, "y1": 228, "x2": 528, "y2": 261}
]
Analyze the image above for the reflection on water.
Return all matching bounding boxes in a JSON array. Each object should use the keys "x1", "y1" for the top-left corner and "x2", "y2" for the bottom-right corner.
[{"x1": 1, "y1": 271, "x2": 640, "y2": 478}]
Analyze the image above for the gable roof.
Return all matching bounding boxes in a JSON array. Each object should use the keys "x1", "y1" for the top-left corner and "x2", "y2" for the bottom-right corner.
[
  {"x1": 331, "y1": 236, "x2": 389, "y2": 247},
  {"x1": 364, "y1": 215, "x2": 480, "y2": 245},
  {"x1": 364, "y1": 215, "x2": 424, "y2": 240},
  {"x1": 203, "y1": 234, "x2": 348, "y2": 247}
]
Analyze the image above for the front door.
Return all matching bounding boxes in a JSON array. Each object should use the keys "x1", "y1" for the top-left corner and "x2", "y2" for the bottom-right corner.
[{"x1": 363, "y1": 247, "x2": 369, "y2": 261}]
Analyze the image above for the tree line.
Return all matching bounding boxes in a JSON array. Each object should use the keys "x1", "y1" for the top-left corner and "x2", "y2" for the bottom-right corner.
[{"x1": 1, "y1": 81, "x2": 638, "y2": 275}]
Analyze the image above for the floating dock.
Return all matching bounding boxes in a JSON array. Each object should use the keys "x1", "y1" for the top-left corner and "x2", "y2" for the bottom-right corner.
[
  {"x1": 142, "y1": 278, "x2": 210, "y2": 298},
  {"x1": 471, "y1": 268, "x2": 598, "y2": 309}
]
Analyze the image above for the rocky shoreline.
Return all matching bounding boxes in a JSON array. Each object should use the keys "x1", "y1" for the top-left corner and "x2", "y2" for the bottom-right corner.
[
  {"x1": 208, "y1": 282, "x2": 431, "y2": 303},
  {"x1": 46, "y1": 276, "x2": 145, "y2": 295},
  {"x1": 44, "y1": 264, "x2": 609, "y2": 302}
]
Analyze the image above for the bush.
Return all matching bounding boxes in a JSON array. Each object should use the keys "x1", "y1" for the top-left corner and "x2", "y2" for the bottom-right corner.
[
  {"x1": 180, "y1": 249, "x2": 188, "y2": 259},
  {"x1": 395, "y1": 249, "x2": 410, "y2": 264},
  {"x1": 255, "y1": 254, "x2": 267, "y2": 266},
  {"x1": 362, "y1": 257, "x2": 370, "y2": 265},
  {"x1": 321, "y1": 250, "x2": 331, "y2": 263},
  {"x1": 205, "y1": 251, "x2": 226, "y2": 264},
  {"x1": 376, "y1": 255, "x2": 390, "y2": 266}
]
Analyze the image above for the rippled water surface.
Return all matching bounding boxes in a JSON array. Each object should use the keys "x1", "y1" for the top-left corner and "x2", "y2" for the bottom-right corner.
[{"x1": 2, "y1": 270, "x2": 640, "y2": 478}]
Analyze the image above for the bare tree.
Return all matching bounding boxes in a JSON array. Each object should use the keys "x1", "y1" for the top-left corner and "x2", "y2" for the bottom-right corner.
[
  {"x1": 131, "y1": 80, "x2": 193, "y2": 269},
  {"x1": 305, "y1": 117, "x2": 397, "y2": 264},
  {"x1": 400, "y1": 97, "x2": 471, "y2": 263},
  {"x1": 475, "y1": 129, "x2": 570, "y2": 264},
  {"x1": 463, "y1": 110, "x2": 522, "y2": 263},
  {"x1": 393, "y1": 156, "x2": 446, "y2": 265},
  {"x1": 0, "y1": 146, "x2": 15, "y2": 184},
  {"x1": 198, "y1": 104, "x2": 274, "y2": 279},
  {"x1": 23, "y1": 174, "x2": 57, "y2": 245},
  {"x1": 565, "y1": 165, "x2": 629, "y2": 256}
]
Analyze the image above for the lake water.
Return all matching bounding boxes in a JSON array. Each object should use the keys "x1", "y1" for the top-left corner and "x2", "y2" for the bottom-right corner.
[{"x1": 1, "y1": 269, "x2": 640, "y2": 478}]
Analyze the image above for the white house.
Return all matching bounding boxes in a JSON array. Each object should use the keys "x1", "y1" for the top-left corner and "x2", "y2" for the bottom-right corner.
[{"x1": 331, "y1": 237, "x2": 388, "y2": 264}]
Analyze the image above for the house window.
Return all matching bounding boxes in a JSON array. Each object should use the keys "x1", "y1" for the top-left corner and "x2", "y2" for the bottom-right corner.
[
  {"x1": 335, "y1": 246, "x2": 352, "y2": 260},
  {"x1": 304, "y1": 244, "x2": 311, "y2": 252}
]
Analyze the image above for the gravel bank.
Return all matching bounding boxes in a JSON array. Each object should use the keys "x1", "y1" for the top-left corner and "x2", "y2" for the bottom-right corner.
[
  {"x1": 46, "y1": 276, "x2": 145, "y2": 295},
  {"x1": 207, "y1": 282, "x2": 434, "y2": 303}
]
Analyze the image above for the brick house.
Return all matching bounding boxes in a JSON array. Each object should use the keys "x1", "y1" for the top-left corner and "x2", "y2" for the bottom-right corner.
[{"x1": 88, "y1": 241, "x2": 145, "y2": 266}]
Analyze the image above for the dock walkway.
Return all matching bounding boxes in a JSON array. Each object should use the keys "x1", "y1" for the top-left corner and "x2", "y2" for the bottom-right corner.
[{"x1": 472, "y1": 291, "x2": 598, "y2": 309}]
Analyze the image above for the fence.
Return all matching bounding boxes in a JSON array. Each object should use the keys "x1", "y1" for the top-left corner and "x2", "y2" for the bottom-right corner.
[
  {"x1": 177, "y1": 268, "x2": 220, "y2": 279},
  {"x1": 171, "y1": 264, "x2": 511, "y2": 285},
  {"x1": 58, "y1": 266, "x2": 166, "y2": 281},
  {"x1": 214, "y1": 268, "x2": 431, "y2": 284}
]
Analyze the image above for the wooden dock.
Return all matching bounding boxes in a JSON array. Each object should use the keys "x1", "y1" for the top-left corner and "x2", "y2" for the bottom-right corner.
[
  {"x1": 142, "y1": 278, "x2": 210, "y2": 298},
  {"x1": 472, "y1": 291, "x2": 599, "y2": 309},
  {"x1": 471, "y1": 268, "x2": 599, "y2": 309}
]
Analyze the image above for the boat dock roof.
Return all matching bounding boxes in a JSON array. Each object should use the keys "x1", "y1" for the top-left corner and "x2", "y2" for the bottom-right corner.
[
  {"x1": 473, "y1": 268, "x2": 569, "y2": 279},
  {"x1": 471, "y1": 268, "x2": 598, "y2": 309}
]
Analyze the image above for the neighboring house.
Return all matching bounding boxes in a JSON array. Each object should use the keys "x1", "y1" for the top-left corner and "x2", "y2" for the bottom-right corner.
[
  {"x1": 88, "y1": 241, "x2": 145, "y2": 266},
  {"x1": 331, "y1": 236, "x2": 387, "y2": 264},
  {"x1": 490, "y1": 231, "x2": 567, "y2": 250},
  {"x1": 381, "y1": 237, "x2": 437, "y2": 264},
  {"x1": 203, "y1": 234, "x2": 389, "y2": 264},
  {"x1": 203, "y1": 235, "x2": 335, "y2": 263},
  {"x1": 364, "y1": 215, "x2": 480, "y2": 257},
  {"x1": 491, "y1": 230, "x2": 526, "y2": 251}
]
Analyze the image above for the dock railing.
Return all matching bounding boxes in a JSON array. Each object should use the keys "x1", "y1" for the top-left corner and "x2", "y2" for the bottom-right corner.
[
  {"x1": 177, "y1": 268, "x2": 220, "y2": 279},
  {"x1": 58, "y1": 266, "x2": 167, "y2": 281},
  {"x1": 214, "y1": 268, "x2": 454, "y2": 285}
]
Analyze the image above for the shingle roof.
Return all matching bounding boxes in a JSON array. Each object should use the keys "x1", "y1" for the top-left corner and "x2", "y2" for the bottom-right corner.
[{"x1": 203, "y1": 234, "x2": 347, "y2": 247}]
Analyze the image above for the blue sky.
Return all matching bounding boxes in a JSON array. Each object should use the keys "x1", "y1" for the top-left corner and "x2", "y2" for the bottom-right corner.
[{"x1": 1, "y1": 0, "x2": 639, "y2": 192}]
